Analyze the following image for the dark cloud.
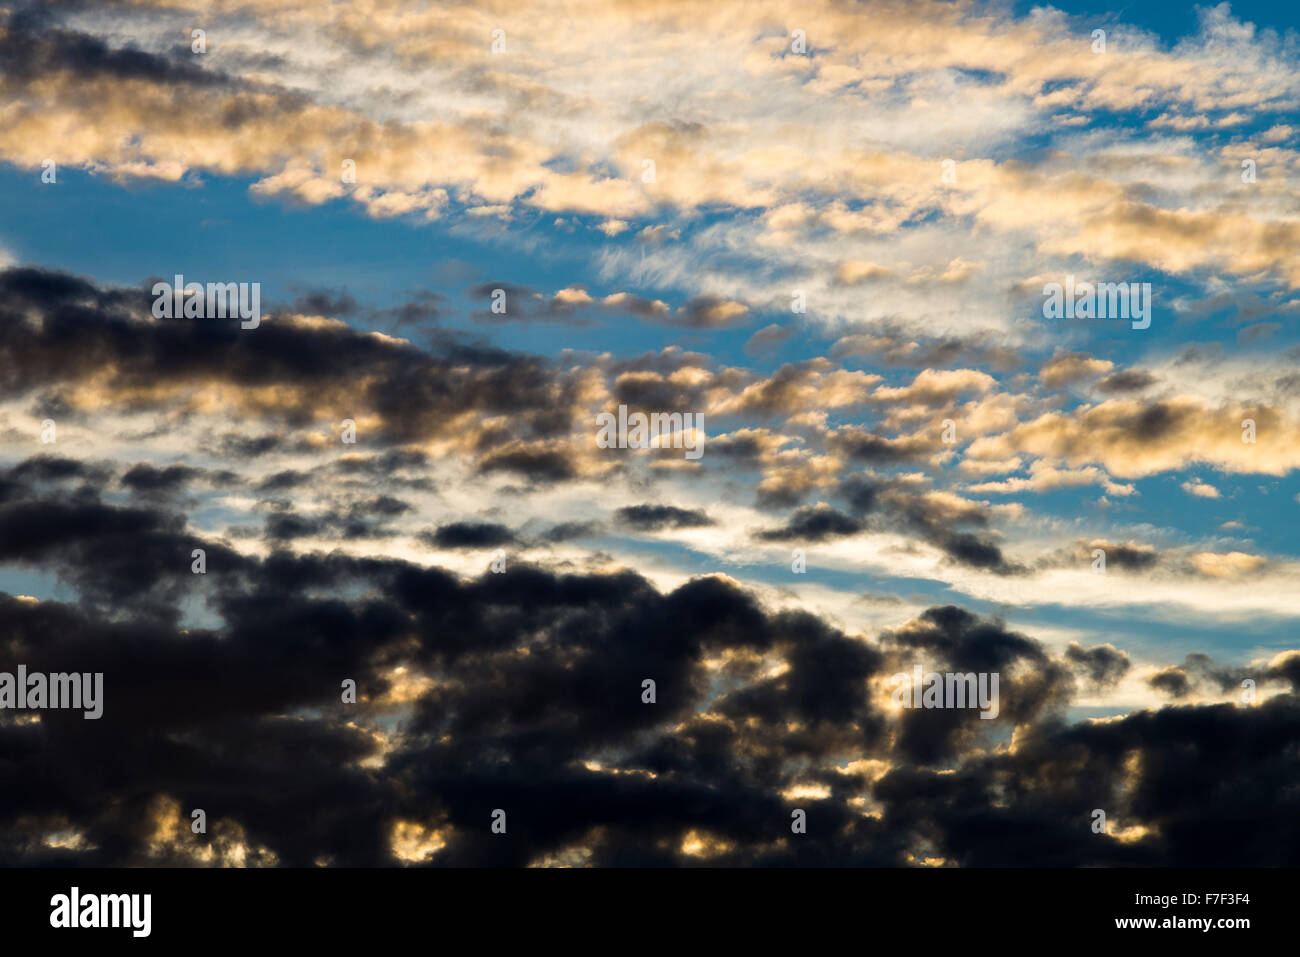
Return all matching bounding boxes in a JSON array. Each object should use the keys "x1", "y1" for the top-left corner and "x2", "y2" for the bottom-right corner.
[
  {"x1": 217, "y1": 434, "x2": 284, "y2": 459},
  {"x1": 375, "y1": 289, "x2": 445, "y2": 327},
  {"x1": 1149, "y1": 666, "x2": 1193, "y2": 698},
  {"x1": 121, "y1": 463, "x2": 205, "y2": 494},
  {"x1": 0, "y1": 476, "x2": 1294, "y2": 867},
  {"x1": 476, "y1": 446, "x2": 579, "y2": 483},
  {"x1": 839, "y1": 475, "x2": 882, "y2": 515},
  {"x1": 611, "y1": 374, "x2": 697, "y2": 411},
  {"x1": 829, "y1": 427, "x2": 937, "y2": 465},
  {"x1": 543, "y1": 520, "x2": 605, "y2": 542},
  {"x1": 1, "y1": 267, "x2": 1295, "y2": 869},
  {"x1": 879, "y1": 606, "x2": 1070, "y2": 765},
  {"x1": 0, "y1": 466, "x2": 252, "y2": 622},
  {"x1": 0, "y1": 267, "x2": 589, "y2": 480},
  {"x1": 5, "y1": 454, "x2": 110, "y2": 489},
  {"x1": 256, "y1": 470, "x2": 312, "y2": 492},
  {"x1": 1065, "y1": 641, "x2": 1131, "y2": 688},
  {"x1": 423, "y1": 522, "x2": 517, "y2": 548},
  {"x1": 601, "y1": 293, "x2": 671, "y2": 321},
  {"x1": 1125, "y1": 402, "x2": 1188, "y2": 441},
  {"x1": 614, "y1": 505, "x2": 713, "y2": 531},
  {"x1": 1086, "y1": 541, "x2": 1160, "y2": 571},
  {"x1": 335, "y1": 449, "x2": 430, "y2": 474},
  {"x1": 263, "y1": 496, "x2": 414, "y2": 542},
  {"x1": 728, "y1": 360, "x2": 858, "y2": 416},
  {"x1": 875, "y1": 696, "x2": 1300, "y2": 866},
  {"x1": 670, "y1": 295, "x2": 750, "y2": 329},
  {"x1": 1095, "y1": 369, "x2": 1158, "y2": 393},
  {"x1": 829, "y1": 476, "x2": 1024, "y2": 574},
  {"x1": 0, "y1": 13, "x2": 231, "y2": 88},
  {"x1": 289, "y1": 289, "x2": 360, "y2": 318},
  {"x1": 892, "y1": 488, "x2": 1023, "y2": 576},
  {"x1": 756, "y1": 505, "x2": 863, "y2": 542},
  {"x1": 1147, "y1": 652, "x2": 1256, "y2": 699}
]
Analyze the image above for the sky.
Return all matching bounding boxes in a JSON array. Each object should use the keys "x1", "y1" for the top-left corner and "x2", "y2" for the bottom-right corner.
[{"x1": 0, "y1": 0, "x2": 1299, "y2": 866}]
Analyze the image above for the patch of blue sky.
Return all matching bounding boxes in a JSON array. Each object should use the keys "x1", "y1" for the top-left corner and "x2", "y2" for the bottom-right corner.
[
  {"x1": 1016, "y1": 0, "x2": 1300, "y2": 45},
  {"x1": 0, "y1": 166, "x2": 838, "y2": 372},
  {"x1": 0, "y1": 567, "x2": 69, "y2": 603}
]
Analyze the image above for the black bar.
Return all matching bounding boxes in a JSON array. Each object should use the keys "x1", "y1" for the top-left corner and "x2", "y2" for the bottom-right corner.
[{"x1": 2, "y1": 867, "x2": 1282, "y2": 944}]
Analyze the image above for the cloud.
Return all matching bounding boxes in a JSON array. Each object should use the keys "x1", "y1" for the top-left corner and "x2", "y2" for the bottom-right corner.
[
  {"x1": 423, "y1": 522, "x2": 517, "y2": 549},
  {"x1": 1040, "y1": 351, "x2": 1114, "y2": 388},
  {"x1": 672, "y1": 296, "x2": 751, "y2": 329},
  {"x1": 756, "y1": 504, "x2": 864, "y2": 542},
  {"x1": 1181, "y1": 479, "x2": 1221, "y2": 499},
  {"x1": 1, "y1": 446, "x2": 1298, "y2": 865},
  {"x1": 614, "y1": 505, "x2": 713, "y2": 531},
  {"x1": 1065, "y1": 641, "x2": 1131, "y2": 688},
  {"x1": 967, "y1": 398, "x2": 1300, "y2": 478}
]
